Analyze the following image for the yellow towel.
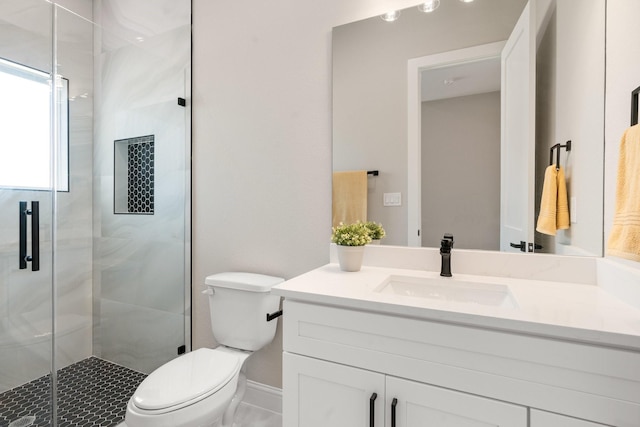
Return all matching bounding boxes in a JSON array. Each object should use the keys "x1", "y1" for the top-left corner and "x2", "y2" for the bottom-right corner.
[
  {"x1": 332, "y1": 171, "x2": 367, "y2": 227},
  {"x1": 556, "y1": 166, "x2": 570, "y2": 230},
  {"x1": 537, "y1": 165, "x2": 559, "y2": 235},
  {"x1": 607, "y1": 124, "x2": 640, "y2": 261},
  {"x1": 536, "y1": 165, "x2": 570, "y2": 236}
]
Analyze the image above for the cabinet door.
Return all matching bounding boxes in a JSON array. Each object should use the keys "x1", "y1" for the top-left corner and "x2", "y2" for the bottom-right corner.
[
  {"x1": 283, "y1": 353, "x2": 385, "y2": 427},
  {"x1": 530, "y1": 409, "x2": 607, "y2": 426},
  {"x1": 386, "y1": 376, "x2": 527, "y2": 427}
]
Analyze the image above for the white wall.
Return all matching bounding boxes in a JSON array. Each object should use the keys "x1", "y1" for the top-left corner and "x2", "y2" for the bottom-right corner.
[
  {"x1": 192, "y1": 0, "x2": 421, "y2": 388},
  {"x1": 535, "y1": 0, "x2": 605, "y2": 257},
  {"x1": 604, "y1": 0, "x2": 640, "y2": 269}
]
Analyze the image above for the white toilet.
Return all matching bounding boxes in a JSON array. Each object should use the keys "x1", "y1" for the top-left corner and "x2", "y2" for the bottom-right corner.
[{"x1": 123, "y1": 272, "x2": 284, "y2": 427}]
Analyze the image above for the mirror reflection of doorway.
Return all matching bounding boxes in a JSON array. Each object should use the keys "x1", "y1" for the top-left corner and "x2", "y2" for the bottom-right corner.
[{"x1": 420, "y1": 57, "x2": 501, "y2": 250}]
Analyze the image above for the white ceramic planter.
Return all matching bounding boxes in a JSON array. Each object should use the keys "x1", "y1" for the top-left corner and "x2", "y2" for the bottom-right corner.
[{"x1": 336, "y1": 245, "x2": 365, "y2": 272}]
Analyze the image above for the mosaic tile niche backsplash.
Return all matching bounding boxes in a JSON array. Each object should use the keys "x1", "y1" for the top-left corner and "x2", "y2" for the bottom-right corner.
[{"x1": 114, "y1": 135, "x2": 155, "y2": 215}]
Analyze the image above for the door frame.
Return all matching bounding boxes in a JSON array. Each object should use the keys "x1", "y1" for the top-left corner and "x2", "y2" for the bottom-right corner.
[{"x1": 406, "y1": 41, "x2": 506, "y2": 247}]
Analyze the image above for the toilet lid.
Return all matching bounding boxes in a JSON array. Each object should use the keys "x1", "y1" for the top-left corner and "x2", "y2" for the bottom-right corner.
[{"x1": 133, "y1": 348, "x2": 241, "y2": 411}]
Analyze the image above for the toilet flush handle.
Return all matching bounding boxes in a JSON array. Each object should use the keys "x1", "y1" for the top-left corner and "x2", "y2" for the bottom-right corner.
[
  {"x1": 266, "y1": 310, "x2": 283, "y2": 322},
  {"x1": 202, "y1": 288, "x2": 214, "y2": 295}
]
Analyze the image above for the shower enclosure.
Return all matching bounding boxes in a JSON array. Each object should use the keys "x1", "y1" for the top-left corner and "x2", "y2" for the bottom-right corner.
[{"x1": 0, "y1": 1, "x2": 191, "y2": 425}]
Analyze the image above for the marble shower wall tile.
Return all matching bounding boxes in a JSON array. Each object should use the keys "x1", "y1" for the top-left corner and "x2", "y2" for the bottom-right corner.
[
  {"x1": 97, "y1": 298, "x2": 183, "y2": 374},
  {"x1": 0, "y1": 194, "x2": 53, "y2": 321},
  {"x1": 97, "y1": 99, "x2": 187, "y2": 241},
  {"x1": 93, "y1": 0, "x2": 190, "y2": 373},
  {"x1": 99, "y1": 0, "x2": 190, "y2": 53},
  {"x1": 55, "y1": 2, "x2": 95, "y2": 370},
  {"x1": 55, "y1": 0, "x2": 93, "y2": 22},
  {"x1": 0, "y1": 0, "x2": 52, "y2": 72},
  {"x1": 96, "y1": 237, "x2": 184, "y2": 313}
]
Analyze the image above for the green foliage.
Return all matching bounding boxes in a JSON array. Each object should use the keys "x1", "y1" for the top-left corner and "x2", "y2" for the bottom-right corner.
[
  {"x1": 364, "y1": 221, "x2": 386, "y2": 240},
  {"x1": 331, "y1": 221, "x2": 372, "y2": 246}
]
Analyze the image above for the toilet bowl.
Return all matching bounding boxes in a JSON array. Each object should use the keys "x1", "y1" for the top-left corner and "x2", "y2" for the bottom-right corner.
[
  {"x1": 124, "y1": 272, "x2": 284, "y2": 427},
  {"x1": 125, "y1": 347, "x2": 250, "y2": 427}
]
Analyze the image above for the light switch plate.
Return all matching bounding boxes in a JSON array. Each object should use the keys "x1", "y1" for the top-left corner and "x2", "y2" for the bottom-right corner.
[
  {"x1": 384, "y1": 192, "x2": 402, "y2": 207},
  {"x1": 570, "y1": 196, "x2": 577, "y2": 224}
]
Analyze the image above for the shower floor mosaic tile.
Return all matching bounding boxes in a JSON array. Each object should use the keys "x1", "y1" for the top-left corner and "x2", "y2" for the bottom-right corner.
[{"x1": 0, "y1": 357, "x2": 146, "y2": 427}]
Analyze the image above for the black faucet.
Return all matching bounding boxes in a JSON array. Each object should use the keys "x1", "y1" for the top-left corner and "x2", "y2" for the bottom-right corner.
[{"x1": 440, "y1": 233, "x2": 454, "y2": 277}]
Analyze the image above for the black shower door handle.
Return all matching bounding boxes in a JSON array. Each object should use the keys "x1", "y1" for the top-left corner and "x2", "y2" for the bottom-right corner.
[
  {"x1": 31, "y1": 201, "x2": 39, "y2": 271},
  {"x1": 19, "y1": 201, "x2": 39, "y2": 271},
  {"x1": 19, "y1": 201, "x2": 27, "y2": 269}
]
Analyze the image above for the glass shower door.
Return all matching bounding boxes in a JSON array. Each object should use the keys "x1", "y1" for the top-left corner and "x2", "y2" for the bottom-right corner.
[
  {"x1": 1, "y1": 0, "x2": 191, "y2": 425},
  {"x1": 91, "y1": 0, "x2": 191, "y2": 375},
  {"x1": 0, "y1": 0, "x2": 56, "y2": 425}
]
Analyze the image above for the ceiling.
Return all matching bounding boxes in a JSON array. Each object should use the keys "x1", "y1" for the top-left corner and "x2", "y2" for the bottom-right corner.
[{"x1": 421, "y1": 56, "x2": 501, "y2": 102}]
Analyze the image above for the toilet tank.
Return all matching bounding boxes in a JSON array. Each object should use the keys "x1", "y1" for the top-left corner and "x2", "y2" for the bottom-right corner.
[{"x1": 205, "y1": 272, "x2": 284, "y2": 351}]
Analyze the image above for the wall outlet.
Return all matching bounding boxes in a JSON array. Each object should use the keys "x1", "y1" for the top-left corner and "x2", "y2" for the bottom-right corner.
[{"x1": 383, "y1": 192, "x2": 402, "y2": 207}]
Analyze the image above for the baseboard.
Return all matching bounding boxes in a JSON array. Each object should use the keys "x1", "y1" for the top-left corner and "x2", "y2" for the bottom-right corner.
[{"x1": 243, "y1": 380, "x2": 282, "y2": 414}]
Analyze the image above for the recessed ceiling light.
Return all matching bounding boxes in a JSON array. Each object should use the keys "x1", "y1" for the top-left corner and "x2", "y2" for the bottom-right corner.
[
  {"x1": 460, "y1": 0, "x2": 475, "y2": 3},
  {"x1": 417, "y1": 0, "x2": 440, "y2": 13},
  {"x1": 381, "y1": 10, "x2": 401, "y2": 22}
]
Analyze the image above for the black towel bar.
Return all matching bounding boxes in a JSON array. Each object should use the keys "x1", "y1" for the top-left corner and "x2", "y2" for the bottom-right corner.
[
  {"x1": 632, "y1": 85, "x2": 640, "y2": 126},
  {"x1": 367, "y1": 170, "x2": 379, "y2": 176},
  {"x1": 549, "y1": 140, "x2": 571, "y2": 170}
]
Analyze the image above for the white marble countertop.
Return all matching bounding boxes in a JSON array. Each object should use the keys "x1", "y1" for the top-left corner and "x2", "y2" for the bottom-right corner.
[{"x1": 272, "y1": 262, "x2": 640, "y2": 351}]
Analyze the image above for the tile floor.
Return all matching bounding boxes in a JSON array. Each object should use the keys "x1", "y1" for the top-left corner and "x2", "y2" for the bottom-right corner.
[
  {"x1": 0, "y1": 357, "x2": 281, "y2": 427},
  {"x1": 233, "y1": 402, "x2": 282, "y2": 427},
  {"x1": 116, "y1": 402, "x2": 282, "y2": 427},
  {"x1": 0, "y1": 357, "x2": 146, "y2": 427}
]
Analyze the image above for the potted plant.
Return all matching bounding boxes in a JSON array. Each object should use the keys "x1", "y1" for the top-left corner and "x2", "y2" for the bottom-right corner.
[
  {"x1": 331, "y1": 221, "x2": 372, "y2": 271},
  {"x1": 365, "y1": 221, "x2": 385, "y2": 244}
]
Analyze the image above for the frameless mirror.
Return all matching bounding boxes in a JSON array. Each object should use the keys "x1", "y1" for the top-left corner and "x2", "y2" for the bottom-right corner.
[{"x1": 332, "y1": 0, "x2": 605, "y2": 256}]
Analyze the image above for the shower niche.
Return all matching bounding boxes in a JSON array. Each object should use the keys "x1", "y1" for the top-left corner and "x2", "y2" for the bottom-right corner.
[{"x1": 114, "y1": 135, "x2": 155, "y2": 215}]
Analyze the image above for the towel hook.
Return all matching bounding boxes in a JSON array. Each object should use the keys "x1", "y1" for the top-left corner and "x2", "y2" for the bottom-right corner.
[{"x1": 549, "y1": 140, "x2": 572, "y2": 170}]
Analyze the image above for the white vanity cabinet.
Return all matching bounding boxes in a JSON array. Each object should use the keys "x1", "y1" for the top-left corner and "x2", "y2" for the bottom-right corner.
[
  {"x1": 386, "y1": 376, "x2": 526, "y2": 426},
  {"x1": 280, "y1": 299, "x2": 640, "y2": 427},
  {"x1": 284, "y1": 352, "x2": 526, "y2": 427},
  {"x1": 530, "y1": 410, "x2": 608, "y2": 426},
  {"x1": 283, "y1": 353, "x2": 384, "y2": 427}
]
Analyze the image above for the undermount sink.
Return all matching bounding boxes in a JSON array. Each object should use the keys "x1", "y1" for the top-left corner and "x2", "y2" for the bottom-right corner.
[{"x1": 375, "y1": 275, "x2": 518, "y2": 309}]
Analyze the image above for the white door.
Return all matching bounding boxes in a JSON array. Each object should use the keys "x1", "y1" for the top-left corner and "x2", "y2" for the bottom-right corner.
[
  {"x1": 500, "y1": 1, "x2": 536, "y2": 252},
  {"x1": 530, "y1": 409, "x2": 608, "y2": 426},
  {"x1": 386, "y1": 376, "x2": 527, "y2": 427},
  {"x1": 283, "y1": 353, "x2": 385, "y2": 427}
]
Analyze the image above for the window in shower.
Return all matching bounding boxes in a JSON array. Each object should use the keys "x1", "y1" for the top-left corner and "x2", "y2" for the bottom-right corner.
[
  {"x1": 114, "y1": 135, "x2": 155, "y2": 214},
  {"x1": 0, "y1": 57, "x2": 69, "y2": 191}
]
